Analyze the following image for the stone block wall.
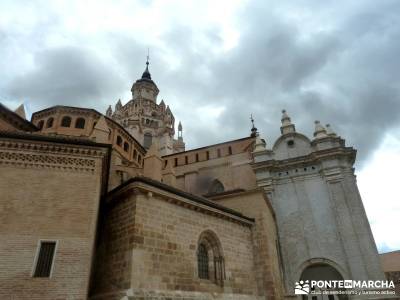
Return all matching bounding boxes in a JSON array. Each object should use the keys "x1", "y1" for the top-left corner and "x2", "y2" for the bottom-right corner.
[
  {"x1": 212, "y1": 189, "x2": 284, "y2": 299},
  {"x1": 91, "y1": 183, "x2": 262, "y2": 300}
]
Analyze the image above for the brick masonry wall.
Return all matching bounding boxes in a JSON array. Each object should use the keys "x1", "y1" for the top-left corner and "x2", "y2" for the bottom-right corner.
[
  {"x1": 0, "y1": 139, "x2": 106, "y2": 300},
  {"x1": 91, "y1": 185, "x2": 262, "y2": 300}
]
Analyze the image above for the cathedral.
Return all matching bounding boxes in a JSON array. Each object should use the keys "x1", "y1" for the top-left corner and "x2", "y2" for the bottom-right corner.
[{"x1": 0, "y1": 60, "x2": 390, "y2": 300}]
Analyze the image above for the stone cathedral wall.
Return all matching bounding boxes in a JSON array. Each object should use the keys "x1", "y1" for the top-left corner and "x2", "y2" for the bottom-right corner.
[{"x1": 91, "y1": 182, "x2": 265, "y2": 300}]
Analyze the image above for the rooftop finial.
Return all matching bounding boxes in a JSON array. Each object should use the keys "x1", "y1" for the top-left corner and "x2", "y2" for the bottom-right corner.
[
  {"x1": 313, "y1": 120, "x2": 328, "y2": 138},
  {"x1": 280, "y1": 109, "x2": 295, "y2": 134},
  {"x1": 250, "y1": 114, "x2": 258, "y2": 137},
  {"x1": 325, "y1": 123, "x2": 337, "y2": 137},
  {"x1": 141, "y1": 49, "x2": 152, "y2": 80}
]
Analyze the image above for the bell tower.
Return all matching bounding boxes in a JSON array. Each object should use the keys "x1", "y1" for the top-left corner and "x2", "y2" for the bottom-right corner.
[{"x1": 109, "y1": 57, "x2": 185, "y2": 155}]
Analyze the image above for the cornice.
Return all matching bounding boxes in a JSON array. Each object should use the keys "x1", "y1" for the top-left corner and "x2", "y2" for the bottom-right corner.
[
  {"x1": 251, "y1": 146, "x2": 356, "y2": 172},
  {"x1": 107, "y1": 176, "x2": 254, "y2": 226}
]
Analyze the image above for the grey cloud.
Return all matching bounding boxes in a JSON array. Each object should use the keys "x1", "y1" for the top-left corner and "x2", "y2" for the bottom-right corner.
[
  {"x1": 2, "y1": 0, "x2": 400, "y2": 167},
  {"x1": 150, "y1": 0, "x2": 400, "y2": 166},
  {"x1": 5, "y1": 46, "x2": 124, "y2": 113}
]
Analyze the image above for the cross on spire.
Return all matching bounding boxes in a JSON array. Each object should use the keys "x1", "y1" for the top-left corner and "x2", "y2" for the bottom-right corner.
[
  {"x1": 250, "y1": 114, "x2": 258, "y2": 137},
  {"x1": 141, "y1": 49, "x2": 152, "y2": 80}
]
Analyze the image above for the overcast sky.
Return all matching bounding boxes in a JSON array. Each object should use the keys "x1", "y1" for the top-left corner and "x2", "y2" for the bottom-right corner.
[{"x1": 1, "y1": 0, "x2": 399, "y2": 253}]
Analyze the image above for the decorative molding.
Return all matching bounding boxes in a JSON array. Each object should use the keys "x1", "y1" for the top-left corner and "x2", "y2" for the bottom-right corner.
[
  {"x1": 252, "y1": 146, "x2": 356, "y2": 172},
  {"x1": 0, "y1": 139, "x2": 108, "y2": 173},
  {"x1": 0, "y1": 150, "x2": 96, "y2": 172}
]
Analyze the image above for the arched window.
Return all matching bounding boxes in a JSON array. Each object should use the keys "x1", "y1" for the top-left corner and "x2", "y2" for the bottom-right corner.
[
  {"x1": 61, "y1": 116, "x2": 71, "y2": 127},
  {"x1": 197, "y1": 244, "x2": 209, "y2": 279},
  {"x1": 37, "y1": 120, "x2": 44, "y2": 130},
  {"x1": 208, "y1": 179, "x2": 224, "y2": 194},
  {"x1": 116, "y1": 136, "x2": 122, "y2": 146},
  {"x1": 143, "y1": 133, "x2": 152, "y2": 149},
  {"x1": 46, "y1": 118, "x2": 54, "y2": 128},
  {"x1": 123, "y1": 142, "x2": 129, "y2": 152},
  {"x1": 75, "y1": 118, "x2": 85, "y2": 129},
  {"x1": 197, "y1": 230, "x2": 225, "y2": 285}
]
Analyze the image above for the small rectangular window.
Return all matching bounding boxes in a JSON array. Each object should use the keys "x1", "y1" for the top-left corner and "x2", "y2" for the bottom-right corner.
[
  {"x1": 206, "y1": 151, "x2": 210, "y2": 160},
  {"x1": 33, "y1": 241, "x2": 57, "y2": 277},
  {"x1": 185, "y1": 156, "x2": 188, "y2": 164},
  {"x1": 217, "y1": 149, "x2": 221, "y2": 158},
  {"x1": 196, "y1": 153, "x2": 199, "y2": 162},
  {"x1": 174, "y1": 157, "x2": 178, "y2": 167}
]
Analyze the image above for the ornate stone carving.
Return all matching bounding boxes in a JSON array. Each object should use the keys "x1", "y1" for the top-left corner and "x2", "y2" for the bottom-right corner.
[{"x1": 0, "y1": 139, "x2": 107, "y2": 173}]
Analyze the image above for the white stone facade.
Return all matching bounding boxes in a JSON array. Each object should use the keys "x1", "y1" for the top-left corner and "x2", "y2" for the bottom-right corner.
[{"x1": 252, "y1": 112, "x2": 386, "y2": 299}]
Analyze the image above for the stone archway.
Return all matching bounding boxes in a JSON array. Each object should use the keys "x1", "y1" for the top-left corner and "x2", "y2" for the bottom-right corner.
[{"x1": 299, "y1": 261, "x2": 348, "y2": 300}]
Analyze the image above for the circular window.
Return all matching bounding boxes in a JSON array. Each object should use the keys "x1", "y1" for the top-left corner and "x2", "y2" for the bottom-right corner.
[{"x1": 287, "y1": 140, "x2": 295, "y2": 147}]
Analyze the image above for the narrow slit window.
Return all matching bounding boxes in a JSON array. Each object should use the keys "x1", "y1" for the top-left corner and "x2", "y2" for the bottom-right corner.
[
  {"x1": 123, "y1": 142, "x2": 129, "y2": 152},
  {"x1": 33, "y1": 241, "x2": 56, "y2": 277}
]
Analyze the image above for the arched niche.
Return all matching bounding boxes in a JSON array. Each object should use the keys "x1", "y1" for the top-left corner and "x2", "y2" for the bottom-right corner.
[{"x1": 208, "y1": 179, "x2": 224, "y2": 195}]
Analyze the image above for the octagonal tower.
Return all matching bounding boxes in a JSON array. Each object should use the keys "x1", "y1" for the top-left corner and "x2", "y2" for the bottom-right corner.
[{"x1": 108, "y1": 60, "x2": 185, "y2": 155}]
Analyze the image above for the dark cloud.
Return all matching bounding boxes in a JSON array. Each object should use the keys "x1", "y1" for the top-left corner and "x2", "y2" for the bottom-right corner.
[
  {"x1": 150, "y1": 0, "x2": 400, "y2": 166},
  {"x1": 2, "y1": 0, "x2": 400, "y2": 167},
  {"x1": 5, "y1": 46, "x2": 124, "y2": 112}
]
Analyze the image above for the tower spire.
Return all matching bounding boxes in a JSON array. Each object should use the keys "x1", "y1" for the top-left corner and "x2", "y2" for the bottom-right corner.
[
  {"x1": 250, "y1": 114, "x2": 258, "y2": 137},
  {"x1": 141, "y1": 50, "x2": 152, "y2": 80},
  {"x1": 178, "y1": 121, "x2": 183, "y2": 140}
]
